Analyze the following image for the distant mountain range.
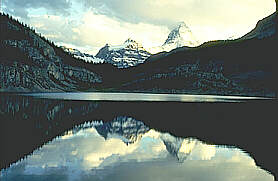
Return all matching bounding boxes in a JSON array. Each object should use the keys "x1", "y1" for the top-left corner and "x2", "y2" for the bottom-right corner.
[
  {"x1": 61, "y1": 22, "x2": 199, "y2": 68},
  {"x1": 74, "y1": 117, "x2": 194, "y2": 161},
  {"x1": 61, "y1": 39, "x2": 152, "y2": 68},
  {"x1": 0, "y1": 10, "x2": 277, "y2": 97},
  {"x1": 95, "y1": 38, "x2": 151, "y2": 68}
]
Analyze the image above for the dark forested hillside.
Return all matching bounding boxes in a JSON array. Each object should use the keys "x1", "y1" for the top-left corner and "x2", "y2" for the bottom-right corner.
[
  {"x1": 0, "y1": 13, "x2": 103, "y2": 92},
  {"x1": 0, "y1": 12, "x2": 277, "y2": 97},
  {"x1": 106, "y1": 13, "x2": 278, "y2": 97}
]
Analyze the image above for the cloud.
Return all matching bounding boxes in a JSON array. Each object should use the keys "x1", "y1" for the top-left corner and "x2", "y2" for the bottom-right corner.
[
  {"x1": 3, "y1": 0, "x2": 275, "y2": 54},
  {"x1": 21, "y1": 11, "x2": 169, "y2": 55},
  {"x1": 25, "y1": 14, "x2": 87, "y2": 49},
  {"x1": 101, "y1": 156, "x2": 273, "y2": 181},
  {"x1": 81, "y1": 0, "x2": 275, "y2": 27},
  {"x1": 3, "y1": 0, "x2": 72, "y2": 18},
  {"x1": 79, "y1": 11, "x2": 169, "y2": 47},
  {"x1": 179, "y1": 140, "x2": 216, "y2": 160},
  {"x1": 80, "y1": 0, "x2": 275, "y2": 41}
]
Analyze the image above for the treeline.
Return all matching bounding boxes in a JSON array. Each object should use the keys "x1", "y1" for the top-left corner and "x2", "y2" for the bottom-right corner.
[
  {"x1": 0, "y1": 13, "x2": 140, "y2": 89},
  {"x1": 0, "y1": 14, "x2": 108, "y2": 68},
  {"x1": 0, "y1": 13, "x2": 99, "y2": 66}
]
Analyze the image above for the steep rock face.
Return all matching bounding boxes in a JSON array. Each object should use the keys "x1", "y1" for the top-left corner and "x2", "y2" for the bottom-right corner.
[
  {"x1": 119, "y1": 12, "x2": 277, "y2": 97},
  {"x1": 149, "y1": 22, "x2": 200, "y2": 54},
  {"x1": 61, "y1": 46, "x2": 104, "y2": 63},
  {"x1": 0, "y1": 14, "x2": 102, "y2": 92},
  {"x1": 120, "y1": 61, "x2": 247, "y2": 96},
  {"x1": 95, "y1": 38, "x2": 152, "y2": 68},
  {"x1": 162, "y1": 22, "x2": 199, "y2": 50}
]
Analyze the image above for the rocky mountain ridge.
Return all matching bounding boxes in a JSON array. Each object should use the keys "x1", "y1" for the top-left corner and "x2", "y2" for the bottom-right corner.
[
  {"x1": 0, "y1": 13, "x2": 102, "y2": 92},
  {"x1": 59, "y1": 22, "x2": 200, "y2": 69},
  {"x1": 240, "y1": 12, "x2": 277, "y2": 40},
  {"x1": 0, "y1": 11, "x2": 277, "y2": 97},
  {"x1": 162, "y1": 22, "x2": 199, "y2": 49},
  {"x1": 149, "y1": 22, "x2": 200, "y2": 54},
  {"x1": 61, "y1": 46, "x2": 104, "y2": 64},
  {"x1": 114, "y1": 12, "x2": 277, "y2": 97},
  {"x1": 95, "y1": 38, "x2": 152, "y2": 68}
]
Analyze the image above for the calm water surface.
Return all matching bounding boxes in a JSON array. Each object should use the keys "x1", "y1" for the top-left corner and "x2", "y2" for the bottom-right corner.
[
  {"x1": 0, "y1": 93, "x2": 275, "y2": 181},
  {"x1": 24, "y1": 92, "x2": 272, "y2": 102}
]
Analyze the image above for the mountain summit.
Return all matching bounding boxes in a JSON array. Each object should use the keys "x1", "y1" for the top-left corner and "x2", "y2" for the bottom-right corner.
[
  {"x1": 149, "y1": 22, "x2": 200, "y2": 53},
  {"x1": 61, "y1": 46, "x2": 104, "y2": 64},
  {"x1": 163, "y1": 22, "x2": 199, "y2": 48},
  {"x1": 95, "y1": 38, "x2": 151, "y2": 68}
]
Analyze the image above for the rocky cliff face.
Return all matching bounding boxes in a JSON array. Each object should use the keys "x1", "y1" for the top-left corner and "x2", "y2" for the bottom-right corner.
[
  {"x1": 162, "y1": 22, "x2": 199, "y2": 50},
  {"x1": 119, "y1": 61, "x2": 250, "y2": 96},
  {"x1": 118, "y1": 12, "x2": 277, "y2": 97},
  {"x1": 95, "y1": 38, "x2": 152, "y2": 68},
  {"x1": 0, "y1": 14, "x2": 102, "y2": 92},
  {"x1": 61, "y1": 46, "x2": 104, "y2": 64}
]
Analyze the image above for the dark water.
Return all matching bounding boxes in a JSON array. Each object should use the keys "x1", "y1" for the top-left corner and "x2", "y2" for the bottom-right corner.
[{"x1": 0, "y1": 93, "x2": 275, "y2": 181}]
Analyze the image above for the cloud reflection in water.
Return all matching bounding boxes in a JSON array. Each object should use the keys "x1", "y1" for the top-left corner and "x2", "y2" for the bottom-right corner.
[{"x1": 1, "y1": 119, "x2": 274, "y2": 181}]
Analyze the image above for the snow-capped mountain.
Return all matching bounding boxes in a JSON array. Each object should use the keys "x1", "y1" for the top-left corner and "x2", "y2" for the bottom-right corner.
[
  {"x1": 61, "y1": 46, "x2": 104, "y2": 64},
  {"x1": 93, "y1": 116, "x2": 150, "y2": 145},
  {"x1": 163, "y1": 22, "x2": 199, "y2": 49},
  {"x1": 61, "y1": 23, "x2": 199, "y2": 68},
  {"x1": 90, "y1": 117, "x2": 194, "y2": 161},
  {"x1": 149, "y1": 22, "x2": 200, "y2": 54},
  {"x1": 95, "y1": 38, "x2": 152, "y2": 68}
]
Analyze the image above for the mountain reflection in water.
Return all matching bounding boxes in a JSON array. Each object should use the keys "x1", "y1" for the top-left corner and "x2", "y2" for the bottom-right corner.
[
  {"x1": 0, "y1": 93, "x2": 275, "y2": 181},
  {"x1": 0, "y1": 118, "x2": 273, "y2": 181}
]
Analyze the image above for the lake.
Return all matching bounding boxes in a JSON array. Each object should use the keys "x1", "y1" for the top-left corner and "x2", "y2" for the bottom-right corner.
[{"x1": 0, "y1": 93, "x2": 276, "y2": 181}]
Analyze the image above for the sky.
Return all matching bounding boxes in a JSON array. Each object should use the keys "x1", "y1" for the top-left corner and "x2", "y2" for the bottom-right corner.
[{"x1": 2, "y1": 0, "x2": 276, "y2": 55}]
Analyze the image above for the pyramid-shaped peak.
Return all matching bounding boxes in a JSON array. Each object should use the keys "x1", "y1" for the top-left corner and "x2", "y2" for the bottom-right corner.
[
  {"x1": 170, "y1": 22, "x2": 191, "y2": 33},
  {"x1": 161, "y1": 21, "x2": 199, "y2": 50},
  {"x1": 175, "y1": 22, "x2": 189, "y2": 29}
]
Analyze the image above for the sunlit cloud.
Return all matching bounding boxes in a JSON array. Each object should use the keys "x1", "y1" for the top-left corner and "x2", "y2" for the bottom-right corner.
[
  {"x1": 73, "y1": 11, "x2": 169, "y2": 54},
  {"x1": 80, "y1": 0, "x2": 276, "y2": 42},
  {"x1": 227, "y1": 150, "x2": 256, "y2": 166},
  {"x1": 2, "y1": 0, "x2": 276, "y2": 55},
  {"x1": 3, "y1": 0, "x2": 72, "y2": 18},
  {"x1": 84, "y1": 137, "x2": 141, "y2": 168}
]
